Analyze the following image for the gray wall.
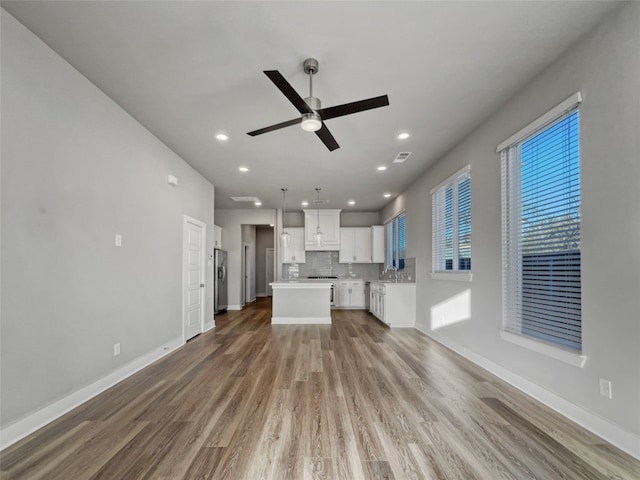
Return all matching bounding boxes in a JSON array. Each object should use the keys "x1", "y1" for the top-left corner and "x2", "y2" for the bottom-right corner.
[
  {"x1": 240, "y1": 224, "x2": 257, "y2": 303},
  {"x1": 285, "y1": 210, "x2": 380, "y2": 228},
  {"x1": 381, "y1": 3, "x2": 640, "y2": 441},
  {"x1": 255, "y1": 226, "x2": 274, "y2": 296},
  {"x1": 214, "y1": 209, "x2": 277, "y2": 308},
  {"x1": 1, "y1": 11, "x2": 215, "y2": 427}
]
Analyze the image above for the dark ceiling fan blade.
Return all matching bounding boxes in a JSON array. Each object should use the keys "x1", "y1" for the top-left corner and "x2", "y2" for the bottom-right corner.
[
  {"x1": 317, "y1": 95, "x2": 389, "y2": 121},
  {"x1": 264, "y1": 70, "x2": 312, "y2": 114},
  {"x1": 247, "y1": 117, "x2": 302, "y2": 136},
  {"x1": 315, "y1": 124, "x2": 340, "y2": 151}
]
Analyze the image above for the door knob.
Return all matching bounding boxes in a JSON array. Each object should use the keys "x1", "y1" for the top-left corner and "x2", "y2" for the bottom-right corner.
[{"x1": 200, "y1": 284, "x2": 205, "y2": 288}]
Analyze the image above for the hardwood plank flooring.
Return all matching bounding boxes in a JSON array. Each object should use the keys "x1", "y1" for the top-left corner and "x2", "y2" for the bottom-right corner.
[{"x1": 1, "y1": 297, "x2": 638, "y2": 479}]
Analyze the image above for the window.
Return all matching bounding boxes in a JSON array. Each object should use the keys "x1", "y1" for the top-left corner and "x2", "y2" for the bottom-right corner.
[
  {"x1": 385, "y1": 211, "x2": 405, "y2": 269},
  {"x1": 432, "y1": 166, "x2": 471, "y2": 277},
  {"x1": 499, "y1": 94, "x2": 582, "y2": 353}
]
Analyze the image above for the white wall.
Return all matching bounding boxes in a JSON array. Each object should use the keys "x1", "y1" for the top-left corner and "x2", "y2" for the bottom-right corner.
[
  {"x1": 381, "y1": 2, "x2": 640, "y2": 455},
  {"x1": 0, "y1": 10, "x2": 215, "y2": 432}
]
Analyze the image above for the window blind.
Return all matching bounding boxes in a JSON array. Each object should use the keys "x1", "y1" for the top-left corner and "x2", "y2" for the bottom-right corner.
[
  {"x1": 432, "y1": 167, "x2": 471, "y2": 272},
  {"x1": 501, "y1": 109, "x2": 581, "y2": 351},
  {"x1": 385, "y1": 212, "x2": 406, "y2": 269}
]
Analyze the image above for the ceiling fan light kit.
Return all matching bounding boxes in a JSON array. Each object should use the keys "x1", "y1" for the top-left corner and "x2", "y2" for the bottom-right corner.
[
  {"x1": 247, "y1": 58, "x2": 389, "y2": 151},
  {"x1": 301, "y1": 112, "x2": 322, "y2": 132}
]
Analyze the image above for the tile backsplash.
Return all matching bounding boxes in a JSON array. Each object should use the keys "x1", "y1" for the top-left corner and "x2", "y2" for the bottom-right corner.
[
  {"x1": 379, "y1": 257, "x2": 416, "y2": 282},
  {"x1": 283, "y1": 252, "x2": 416, "y2": 282},
  {"x1": 283, "y1": 251, "x2": 379, "y2": 280}
]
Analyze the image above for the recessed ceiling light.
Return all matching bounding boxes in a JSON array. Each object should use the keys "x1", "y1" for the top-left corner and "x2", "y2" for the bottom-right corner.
[
  {"x1": 397, "y1": 132, "x2": 410, "y2": 140},
  {"x1": 254, "y1": 201, "x2": 262, "y2": 206},
  {"x1": 301, "y1": 201, "x2": 309, "y2": 206},
  {"x1": 348, "y1": 200, "x2": 356, "y2": 205},
  {"x1": 383, "y1": 193, "x2": 392, "y2": 198},
  {"x1": 377, "y1": 166, "x2": 387, "y2": 171},
  {"x1": 216, "y1": 132, "x2": 229, "y2": 141},
  {"x1": 239, "y1": 166, "x2": 249, "y2": 173}
]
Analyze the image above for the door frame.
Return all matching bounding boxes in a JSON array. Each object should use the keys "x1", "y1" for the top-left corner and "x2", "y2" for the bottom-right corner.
[
  {"x1": 243, "y1": 243, "x2": 252, "y2": 304},
  {"x1": 265, "y1": 247, "x2": 275, "y2": 297},
  {"x1": 182, "y1": 215, "x2": 206, "y2": 342}
]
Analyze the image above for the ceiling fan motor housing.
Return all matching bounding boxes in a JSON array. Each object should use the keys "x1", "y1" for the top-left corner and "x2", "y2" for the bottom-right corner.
[
  {"x1": 303, "y1": 58, "x2": 319, "y2": 75},
  {"x1": 304, "y1": 96, "x2": 321, "y2": 111}
]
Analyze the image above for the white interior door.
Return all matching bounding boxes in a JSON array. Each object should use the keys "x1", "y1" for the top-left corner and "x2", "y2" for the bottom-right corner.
[
  {"x1": 266, "y1": 248, "x2": 274, "y2": 296},
  {"x1": 183, "y1": 216, "x2": 206, "y2": 341}
]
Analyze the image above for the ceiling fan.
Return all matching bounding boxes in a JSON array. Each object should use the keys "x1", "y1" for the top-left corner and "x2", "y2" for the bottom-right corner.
[{"x1": 247, "y1": 58, "x2": 389, "y2": 151}]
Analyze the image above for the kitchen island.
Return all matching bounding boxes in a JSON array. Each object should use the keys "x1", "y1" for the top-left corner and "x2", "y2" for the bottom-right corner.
[{"x1": 269, "y1": 281, "x2": 332, "y2": 324}]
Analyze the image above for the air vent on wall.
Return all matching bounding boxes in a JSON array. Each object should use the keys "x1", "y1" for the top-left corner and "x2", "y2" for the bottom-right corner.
[
  {"x1": 313, "y1": 199, "x2": 329, "y2": 204},
  {"x1": 392, "y1": 152, "x2": 412, "y2": 163},
  {"x1": 231, "y1": 196, "x2": 261, "y2": 202}
]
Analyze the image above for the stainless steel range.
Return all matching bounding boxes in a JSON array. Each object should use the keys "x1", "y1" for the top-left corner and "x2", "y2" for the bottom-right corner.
[{"x1": 307, "y1": 276, "x2": 337, "y2": 306}]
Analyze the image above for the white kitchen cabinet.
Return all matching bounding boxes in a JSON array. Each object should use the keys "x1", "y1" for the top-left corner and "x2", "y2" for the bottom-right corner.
[
  {"x1": 335, "y1": 280, "x2": 366, "y2": 308},
  {"x1": 304, "y1": 209, "x2": 341, "y2": 250},
  {"x1": 282, "y1": 227, "x2": 306, "y2": 263},
  {"x1": 214, "y1": 225, "x2": 223, "y2": 249},
  {"x1": 369, "y1": 282, "x2": 416, "y2": 327},
  {"x1": 339, "y1": 228, "x2": 372, "y2": 263},
  {"x1": 371, "y1": 225, "x2": 385, "y2": 263}
]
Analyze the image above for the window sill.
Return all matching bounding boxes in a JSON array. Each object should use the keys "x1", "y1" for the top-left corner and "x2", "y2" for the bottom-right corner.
[
  {"x1": 431, "y1": 272, "x2": 473, "y2": 282},
  {"x1": 499, "y1": 330, "x2": 587, "y2": 368}
]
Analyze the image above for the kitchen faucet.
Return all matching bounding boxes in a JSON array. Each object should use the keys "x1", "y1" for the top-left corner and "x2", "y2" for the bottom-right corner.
[{"x1": 383, "y1": 265, "x2": 399, "y2": 283}]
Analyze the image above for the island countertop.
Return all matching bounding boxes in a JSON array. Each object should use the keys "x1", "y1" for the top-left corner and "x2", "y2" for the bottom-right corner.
[{"x1": 270, "y1": 280, "x2": 333, "y2": 287}]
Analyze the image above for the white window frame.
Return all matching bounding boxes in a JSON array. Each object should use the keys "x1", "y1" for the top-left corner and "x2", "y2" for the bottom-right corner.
[
  {"x1": 497, "y1": 92, "x2": 586, "y2": 367},
  {"x1": 431, "y1": 165, "x2": 472, "y2": 282}
]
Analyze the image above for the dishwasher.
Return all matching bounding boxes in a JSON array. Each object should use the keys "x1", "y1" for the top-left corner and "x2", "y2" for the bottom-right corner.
[{"x1": 364, "y1": 281, "x2": 370, "y2": 311}]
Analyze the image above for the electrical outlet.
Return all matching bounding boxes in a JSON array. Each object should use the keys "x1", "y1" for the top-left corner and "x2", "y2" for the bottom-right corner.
[
  {"x1": 115, "y1": 234, "x2": 122, "y2": 247},
  {"x1": 599, "y1": 378, "x2": 612, "y2": 399},
  {"x1": 113, "y1": 343, "x2": 120, "y2": 356}
]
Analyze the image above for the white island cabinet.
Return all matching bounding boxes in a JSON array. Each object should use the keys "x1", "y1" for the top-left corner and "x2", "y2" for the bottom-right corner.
[
  {"x1": 369, "y1": 282, "x2": 416, "y2": 327},
  {"x1": 270, "y1": 281, "x2": 332, "y2": 324}
]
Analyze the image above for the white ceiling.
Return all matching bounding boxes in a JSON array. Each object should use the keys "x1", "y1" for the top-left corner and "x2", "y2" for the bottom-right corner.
[{"x1": 2, "y1": 1, "x2": 621, "y2": 211}]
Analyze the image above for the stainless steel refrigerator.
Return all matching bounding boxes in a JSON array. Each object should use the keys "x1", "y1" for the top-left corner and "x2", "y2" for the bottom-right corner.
[{"x1": 214, "y1": 249, "x2": 228, "y2": 313}]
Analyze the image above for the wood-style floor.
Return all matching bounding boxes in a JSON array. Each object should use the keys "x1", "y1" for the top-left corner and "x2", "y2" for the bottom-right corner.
[{"x1": 1, "y1": 298, "x2": 638, "y2": 479}]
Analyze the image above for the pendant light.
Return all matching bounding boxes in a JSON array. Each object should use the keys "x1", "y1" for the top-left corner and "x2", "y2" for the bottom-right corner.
[
  {"x1": 280, "y1": 188, "x2": 291, "y2": 248},
  {"x1": 313, "y1": 188, "x2": 324, "y2": 247}
]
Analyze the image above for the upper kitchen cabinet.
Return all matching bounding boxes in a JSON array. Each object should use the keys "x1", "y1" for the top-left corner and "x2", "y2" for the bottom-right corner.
[
  {"x1": 304, "y1": 209, "x2": 341, "y2": 251},
  {"x1": 339, "y1": 227, "x2": 372, "y2": 263},
  {"x1": 371, "y1": 225, "x2": 385, "y2": 263},
  {"x1": 282, "y1": 227, "x2": 306, "y2": 263},
  {"x1": 214, "y1": 225, "x2": 223, "y2": 249}
]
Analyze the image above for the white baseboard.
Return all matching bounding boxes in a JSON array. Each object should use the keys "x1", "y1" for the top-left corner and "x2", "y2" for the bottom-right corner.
[
  {"x1": 227, "y1": 304, "x2": 242, "y2": 310},
  {"x1": 415, "y1": 325, "x2": 640, "y2": 460},
  {"x1": 271, "y1": 316, "x2": 331, "y2": 325},
  {"x1": 0, "y1": 336, "x2": 184, "y2": 451},
  {"x1": 204, "y1": 321, "x2": 215, "y2": 332}
]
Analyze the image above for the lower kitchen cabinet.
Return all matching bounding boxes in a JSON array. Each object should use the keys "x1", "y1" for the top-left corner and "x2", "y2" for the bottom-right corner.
[
  {"x1": 335, "y1": 280, "x2": 366, "y2": 308},
  {"x1": 369, "y1": 282, "x2": 416, "y2": 327}
]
